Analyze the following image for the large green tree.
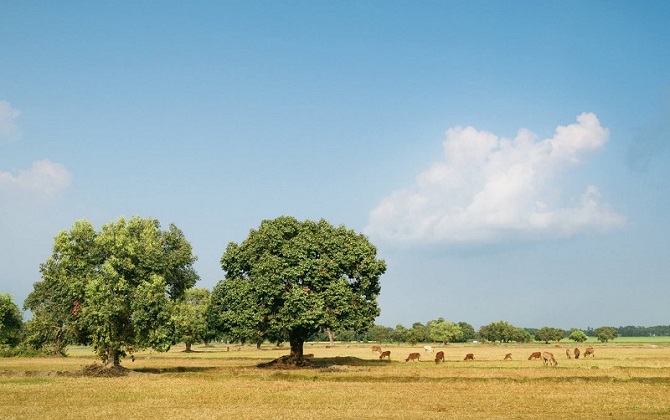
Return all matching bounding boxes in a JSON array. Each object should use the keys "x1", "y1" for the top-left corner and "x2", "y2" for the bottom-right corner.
[
  {"x1": 210, "y1": 216, "x2": 386, "y2": 362},
  {"x1": 0, "y1": 293, "x2": 23, "y2": 347},
  {"x1": 568, "y1": 328, "x2": 588, "y2": 343},
  {"x1": 25, "y1": 217, "x2": 199, "y2": 366},
  {"x1": 479, "y1": 321, "x2": 530, "y2": 343}
]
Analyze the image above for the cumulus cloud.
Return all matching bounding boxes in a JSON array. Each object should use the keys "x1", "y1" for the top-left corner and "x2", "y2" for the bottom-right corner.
[
  {"x1": 0, "y1": 101, "x2": 21, "y2": 142},
  {"x1": 0, "y1": 159, "x2": 72, "y2": 199},
  {"x1": 366, "y1": 113, "x2": 626, "y2": 244}
]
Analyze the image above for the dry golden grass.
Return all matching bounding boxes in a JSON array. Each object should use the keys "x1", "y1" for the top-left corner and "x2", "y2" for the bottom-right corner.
[{"x1": 1, "y1": 342, "x2": 669, "y2": 419}]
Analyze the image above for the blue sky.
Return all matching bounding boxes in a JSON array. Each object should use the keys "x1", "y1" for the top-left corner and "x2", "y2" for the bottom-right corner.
[{"x1": 1, "y1": 1, "x2": 669, "y2": 330}]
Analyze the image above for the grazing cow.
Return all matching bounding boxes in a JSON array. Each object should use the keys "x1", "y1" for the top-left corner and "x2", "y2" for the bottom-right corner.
[
  {"x1": 424, "y1": 345, "x2": 434, "y2": 353},
  {"x1": 435, "y1": 351, "x2": 445, "y2": 363},
  {"x1": 543, "y1": 351, "x2": 558, "y2": 366},
  {"x1": 379, "y1": 350, "x2": 391, "y2": 360},
  {"x1": 463, "y1": 353, "x2": 474, "y2": 361},
  {"x1": 528, "y1": 352, "x2": 542, "y2": 360},
  {"x1": 504, "y1": 353, "x2": 512, "y2": 360},
  {"x1": 574, "y1": 348, "x2": 581, "y2": 359},
  {"x1": 565, "y1": 348, "x2": 572, "y2": 359},
  {"x1": 584, "y1": 347, "x2": 595, "y2": 358},
  {"x1": 371, "y1": 345, "x2": 382, "y2": 353},
  {"x1": 405, "y1": 352, "x2": 421, "y2": 362}
]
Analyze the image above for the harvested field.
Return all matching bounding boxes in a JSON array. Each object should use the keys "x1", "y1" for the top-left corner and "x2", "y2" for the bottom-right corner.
[{"x1": 1, "y1": 342, "x2": 669, "y2": 419}]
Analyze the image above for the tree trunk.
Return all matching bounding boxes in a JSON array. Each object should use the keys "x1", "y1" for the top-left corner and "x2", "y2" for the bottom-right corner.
[
  {"x1": 184, "y1": 342, "x2": 192, "y2": 352},
  {"x1": 256, "y1": 341, "x2": 262, "y2": 350},
  {"x1": 289, "y1": 336, "x2": 304, "y2": 360},
  {"x1": 105, "y1": 348, "x2": 121, "y2": 367},
  {"x1": 325, "y1": 328, "x2": 335, "y2": 347}
]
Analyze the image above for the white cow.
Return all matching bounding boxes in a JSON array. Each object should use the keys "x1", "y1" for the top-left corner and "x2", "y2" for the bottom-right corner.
[{"x1": 423, "y1": 345, "x2": 434, "y2": 353}]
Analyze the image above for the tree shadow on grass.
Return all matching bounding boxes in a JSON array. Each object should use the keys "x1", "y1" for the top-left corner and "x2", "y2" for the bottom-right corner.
[
  {"x1": 258, "y1": 356, "x2": 386, "y2": 369},
  {"x1": 132, "y1": 366, "x2": 218, "y2": 374}
]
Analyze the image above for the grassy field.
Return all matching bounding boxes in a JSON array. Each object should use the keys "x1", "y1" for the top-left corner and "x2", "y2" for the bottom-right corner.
[{"x1": 1, "y1": 341, "x2": 669, "y2": 419}]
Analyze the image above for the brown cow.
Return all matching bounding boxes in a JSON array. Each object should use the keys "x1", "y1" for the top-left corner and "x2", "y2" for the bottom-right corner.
[
  {"x1": 584, "y1": 347, "x2": 595, "y2": 357},
  {"x1": 379, "y1": 350, "x2": 391, "y2": 360},
  {"x1": 371, "y1": 345, "x2": 382, "y2": 353},
  {"x1": 574, "y1": 348, "x2": 581, "y2": 359},
  {"x1": 565, "y1": 348, "x2": 572, "y2": 359},
  {"x1": 463, "y1": 353, "x2": 474, "y2": 361},
  {"x1": 435, "y1": 351, "x2": 445, "y2": 363},
  {"x1": 405, "y1": 352, "x2": 421, "y2": 362},
  {"x1": 504, "y1": 353, "x2": 512, "y2": 360},
  {"x1": 543, "y1": 351, "x2": 558, "y2": 366},
  {"x1": 528, "y1": 351, "x2": 542, "y2": 360},
  {"x1": 303, "y1": 353, "x2": 314, "y2": 358}
]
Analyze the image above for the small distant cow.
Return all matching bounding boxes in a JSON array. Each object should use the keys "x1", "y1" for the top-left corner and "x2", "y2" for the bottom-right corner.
[
  {"x1": 584, "y1": 347, "x2": 595, "y2": 358},
  {"x1": 463, "y1": 353, "x2": 474, "y2": 361},
  {"x1": 574, "y1": 348, "x2": 581, "y2": 359},
  {"x1": 528, "y1": 352, "x2": 542, "y2": 360},
  {"x1": 424, "y1": 345, "x2": 434, "y2": 353},
  {"x1": 543, "y1": 351, "x2": 558, "y2": 366},
  {"x1": 379, "y1": 350, "x2": 391, "y2": 360},
  {"x1": 565, "y1": 348, "x2": 572, "y2": 359},
  {"x1": 435, "y1": 351, "x2": 445, "y2": 363},
  {"x1": 405, "y1": 352, "x2": 421, "y2": 362},
  {"x1": 504, "y1": 353, "x2": 512, "y2": 360},
  {"x1": 371, "y1": 345, "x2": 382, "y2": 353},
  {"x1": 303, "y1": 353, "x2": 314, "y2": 358}
]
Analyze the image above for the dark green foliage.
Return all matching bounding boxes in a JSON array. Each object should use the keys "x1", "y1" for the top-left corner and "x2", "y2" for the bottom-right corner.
[
  {"x1": 534, "y1": 327, "x2": 566, "y2": 343},
  {"x1": 0, "y1": 293, "x2": 23, "y2": 347},
  {"x1": 595, "y1": 326, "x2": 618, "y2": 342},
  {"x1": 210, "y1": 216, "x2": 386, "y2": 360}
]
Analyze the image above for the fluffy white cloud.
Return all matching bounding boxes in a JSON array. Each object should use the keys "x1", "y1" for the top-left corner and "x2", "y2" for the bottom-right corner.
[
  {"x1": 0, "y1": 101, "x2": 21, "y2": 142},
  {"x1": 0, "y1": 159, "x2": 72, "y2": 198},
  {"x1": 366, "y1": 113, "x2": 626, "y2": 244}
]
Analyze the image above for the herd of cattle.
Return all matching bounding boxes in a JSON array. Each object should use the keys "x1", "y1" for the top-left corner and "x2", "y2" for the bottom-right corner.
[{"x1": 370, "y1": 345, "x2": 595, "y2": 366}]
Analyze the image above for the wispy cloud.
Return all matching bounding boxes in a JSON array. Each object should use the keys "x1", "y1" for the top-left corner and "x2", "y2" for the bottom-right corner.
[
  {"x1": 366, "y1": 113, "x2": 626, "y2": 245},
  {"x1": 0, "y1": 159, "x2": 72, "y2": 199},
  {"x1": 0, "y1": 100, "x2": 21, "y2": 142}
]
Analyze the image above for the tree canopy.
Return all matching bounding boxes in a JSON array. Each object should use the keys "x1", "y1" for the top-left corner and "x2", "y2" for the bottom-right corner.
[
  {"x1": 24, "y1": 217, "x2": 199, "y2": 366},
  {"x1": 595, "y1": 326, "x2": 618, "y2": 342},
  {"x1": 568, "y1": 328, "x2": 588, "y2": 342},
  {"x1": 534, "y1": 327, "x2": 566, "y2": 344},
  {"x1": 209, "y1": 216, "x2": 386, "y2": 362},
  {"x1": 0, "y1": 293, "x2": 22, "y2": 347}
]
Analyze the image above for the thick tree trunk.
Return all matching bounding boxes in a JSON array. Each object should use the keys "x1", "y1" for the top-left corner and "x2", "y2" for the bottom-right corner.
[
  {"x1": 289, "y1": 337, "x2": 304, "y2": 360},
  {"x1": 256, "y1": 341, "x2": 262, "y2": 350},
  {"x1": 184, "y1": 342, "x2": 192, "y2": 352}
]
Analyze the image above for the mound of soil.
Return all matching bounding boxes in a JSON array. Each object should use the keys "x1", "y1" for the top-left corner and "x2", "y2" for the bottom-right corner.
[
  {"x1": 81, "y1": 364, "x2": 131, "y2": 377},
  {"x1": 258, "y1": 355, "x2": 312, "y2": 369}
]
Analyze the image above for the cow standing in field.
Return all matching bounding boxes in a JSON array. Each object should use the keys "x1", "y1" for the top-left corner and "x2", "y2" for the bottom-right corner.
[
  {"x1": 405, "y1": 352, "x2": 421, "y2": 362},
  {"x1": 504, "y1": 353, "x2": 512, "y2": 360},
  {"x1": 584, "y1": 347, "x2": 595, "y2": 357},
  {"x1": 574, "y1": 348, "x2": 580, "y2": 359},
  {"x1": 379, "y1": 350, "x2": 391, "y2": 360},
  {"x1": 528, "y1": 352, "x2": 542, "y2": 360},
  {"x1": 463, "y1": 353, "x2": 474, "y2": 361},
  {"x1": 371, "y1": 345, "x2": 382, "y2": 353},
  {"x1": 424, "y1": 345, "x2": 434, "y2": 353},
  {"x1": 566, "y1": 348, "x2": 572, "y2": 359},
  {"x1": 435, "y1": 351, "x2": 445, "y2": 363},
  {"x1": 543, "y1": 351, "x2": 558, "y2": 366}
]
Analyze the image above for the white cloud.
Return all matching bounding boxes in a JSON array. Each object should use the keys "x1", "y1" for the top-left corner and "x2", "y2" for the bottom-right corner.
[
  {"x1": 0, "y1": 159, "x2": 72, "y2": 199},
  {"x1": 0, "y1": 100, "x2": 21, "y2": 142},
  {"x1": 366, "y1": 113, "x2": 626, "y2": 244}
]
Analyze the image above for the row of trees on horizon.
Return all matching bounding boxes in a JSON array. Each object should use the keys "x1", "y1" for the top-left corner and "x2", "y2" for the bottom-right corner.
[{"x1": 0, "y1": 215, "x2": 667, "y2": 366}]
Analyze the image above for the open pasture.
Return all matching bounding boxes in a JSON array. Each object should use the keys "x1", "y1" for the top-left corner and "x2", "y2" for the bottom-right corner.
[{"x1": 1, "y1": 342, "x2": 669, "y2": 419}]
